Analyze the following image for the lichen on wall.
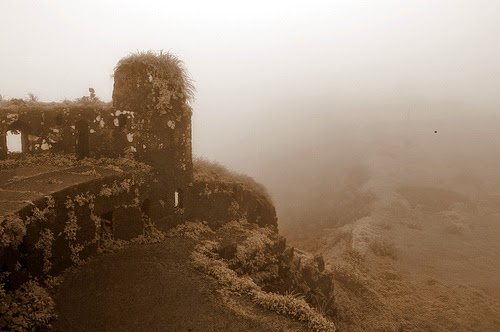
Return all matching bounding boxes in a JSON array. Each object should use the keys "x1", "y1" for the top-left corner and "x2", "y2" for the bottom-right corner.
[
  {"x1": 0, "y1": 103, "x2": 131, "y2": 158},
  {"x1": 112, "y1": 51, "x2": 193, "y2": 178},
  {"x1": 0, "y1": 156, "x2": 155, "y2": 289}
]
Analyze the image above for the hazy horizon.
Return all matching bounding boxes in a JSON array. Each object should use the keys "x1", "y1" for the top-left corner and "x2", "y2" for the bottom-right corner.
[
  {"x1": 2, "y1": 1, "x2": 500, "y2": 180},
  {"x1": 2, "y1": 1, "x2": 500, "y2": 224}
]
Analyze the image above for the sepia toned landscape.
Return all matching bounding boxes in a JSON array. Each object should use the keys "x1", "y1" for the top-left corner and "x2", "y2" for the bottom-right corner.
[{"x1": 1, "y1": 1, "x2": 500, "y2": 331}]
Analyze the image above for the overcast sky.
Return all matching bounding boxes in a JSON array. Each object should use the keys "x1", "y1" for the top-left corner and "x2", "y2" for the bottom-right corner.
[{"x1": 1, "y1": 0, "x2": 500, "y2": 175}]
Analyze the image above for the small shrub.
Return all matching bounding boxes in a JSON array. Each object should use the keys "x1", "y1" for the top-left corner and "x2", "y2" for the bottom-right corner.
[
  {"x1": 26, "y1": 92, "x2": 39, "y2": 102},
  {"x1": 231, "y1": 230, "x2": 276, "y2": 273},
  {"x1": 74, "y1": 87, "x2": 102, "y2": 104},
  {"x1": 0, "y1": 214, "x2": 26, "y2": 248}
]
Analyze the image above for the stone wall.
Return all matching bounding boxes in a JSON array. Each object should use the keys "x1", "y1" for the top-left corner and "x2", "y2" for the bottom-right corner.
[
  {"x1": 0, "y1": 164, "x2": 154, "y2": 289},
  {"x1": 0, "y1": 53, "x2": 196, "y2": 286},
  {"x1": 0, "y1": 52, "x2": 282, "y2": 295},
  {"x1": 0, "y1": 103, "x2": 127, "y2": 159},
  {"x1": 189, "y1": 179, "x2": 278, "y2": 230}
]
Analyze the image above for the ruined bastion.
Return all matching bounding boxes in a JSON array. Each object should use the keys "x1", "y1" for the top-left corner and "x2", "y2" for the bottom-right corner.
[
  {"x1": 0, "y1": 52, "x2": 277, "y2": 288},
  {"x1": 0, "y1": 54, "x2": 336, "y2": 332}
]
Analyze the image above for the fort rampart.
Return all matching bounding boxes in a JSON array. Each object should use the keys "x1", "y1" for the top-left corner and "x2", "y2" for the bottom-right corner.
[{"x1": 0, "y1": 52, "x2": 277, "y2": 289}]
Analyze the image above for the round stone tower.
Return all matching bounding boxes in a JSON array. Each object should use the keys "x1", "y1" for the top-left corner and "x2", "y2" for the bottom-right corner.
[{"x1": 112, "y1": 51, "x2": 193, "y2": 221}]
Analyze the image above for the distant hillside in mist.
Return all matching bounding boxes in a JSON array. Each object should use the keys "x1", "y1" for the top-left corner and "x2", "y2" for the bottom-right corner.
[
  {"x1": 227, "y1": 99, "x2": 500, "y2": 331},
  {"x1": 201, "y1": 97, "x2": 500, "y2": 330}
]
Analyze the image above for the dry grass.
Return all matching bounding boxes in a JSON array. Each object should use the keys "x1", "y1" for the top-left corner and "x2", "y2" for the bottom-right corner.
[
  {"x1": 289, "y1": 185, "x2": 500, "y2": 331},
  {"x1": 193, "y1": 157, "x2": 272, "y2": 201},
  {"x1": 115, "y1": 50, "x2": 195, "y2": 102},
  {"x1": 166, "y1": 221, "x2": 215, "y2": 240},
  {"x1": 191, "y1": 239, "x2": 337, "y2": 332}
]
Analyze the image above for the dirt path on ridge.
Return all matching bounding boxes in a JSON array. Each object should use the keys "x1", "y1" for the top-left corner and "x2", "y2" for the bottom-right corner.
[{"x1": 51, "y1": 237, "x2": 306, "y2": 332}]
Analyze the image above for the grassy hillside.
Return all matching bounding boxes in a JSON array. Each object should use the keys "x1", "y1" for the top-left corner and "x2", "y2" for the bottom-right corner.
[{"x1": 272, "y1": 110, "x2": 500, "y2": 331}]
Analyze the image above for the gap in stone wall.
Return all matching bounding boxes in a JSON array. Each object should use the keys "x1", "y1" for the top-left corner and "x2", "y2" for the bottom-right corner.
[
  {"x1": 6, "y1": 130, "x2": 22, "y2": 153},
  {"x1": 75, "y1": 120, "x2": 90, "y2": 159}
]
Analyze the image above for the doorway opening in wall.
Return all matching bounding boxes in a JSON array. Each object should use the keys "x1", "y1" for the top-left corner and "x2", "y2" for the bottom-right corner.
[
  {"x1": 174, "y1": 189, "x2": 183, "y2": 208},
  {"x1": 75, "y1": 120, "x2": 90, "y2": 159},
  {"x1": 6, "y1": 130, "x2": 22, "y2": 153}
]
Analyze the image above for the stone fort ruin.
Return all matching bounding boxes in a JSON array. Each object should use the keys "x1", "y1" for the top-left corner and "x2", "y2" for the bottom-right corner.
[{"x1": 0, "y1": 52, "x2": 277, "y2": 287}]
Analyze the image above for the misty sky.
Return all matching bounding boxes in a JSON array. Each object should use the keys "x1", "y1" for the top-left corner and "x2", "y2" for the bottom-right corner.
[{"x1": 1, "y1": 0, "x2": 500, "y2": 178}]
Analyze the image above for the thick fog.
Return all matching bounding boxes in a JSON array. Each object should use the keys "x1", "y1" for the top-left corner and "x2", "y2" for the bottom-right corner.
[
  {"x1": 2, "y1": 0, "x2": 500, "y2": 215},
  {"x1": 3, "y1": 2, "x2": 500, "y2": 329}
]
